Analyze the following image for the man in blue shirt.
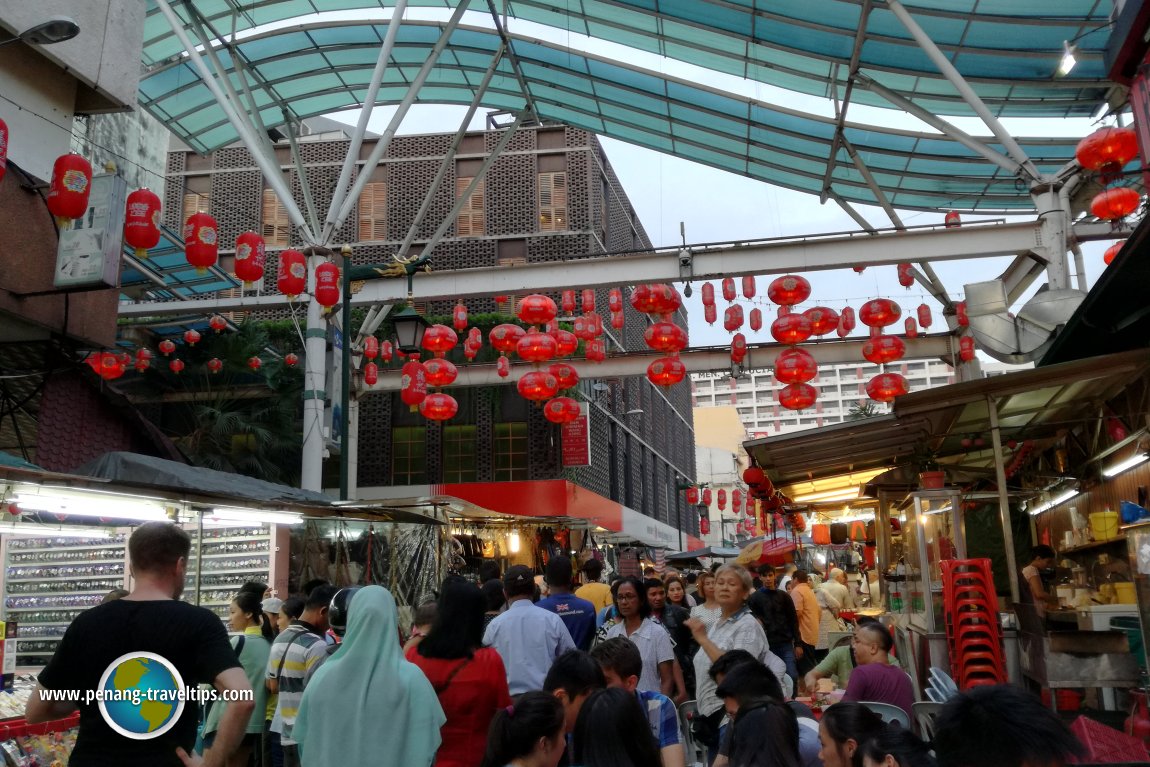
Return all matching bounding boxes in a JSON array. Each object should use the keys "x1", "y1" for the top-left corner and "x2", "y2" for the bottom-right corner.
[
  {"x1": 537, "y1": 556, "x2": 597, "y2": 651},
  {"x1": 483, "y1": 565, "x2": 576, "y2": 694},
  {"x1": 590, "y1": 637, "x2": 683, "y2": 767}
]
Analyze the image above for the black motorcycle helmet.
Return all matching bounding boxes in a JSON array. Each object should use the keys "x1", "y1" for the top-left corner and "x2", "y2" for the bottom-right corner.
[{"x1": 328, "y1": 586, "x2": 363, "y2": 637}]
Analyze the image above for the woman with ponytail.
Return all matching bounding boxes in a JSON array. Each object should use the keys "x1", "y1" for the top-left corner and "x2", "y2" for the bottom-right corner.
[
  {"x1": 860, "y1": 725, "x2": 936, "y2": 767},
  {"x1": 201, "y1": 589, "x2": 273, "y2": 766},
  {"x1": 818, "y1": 702, "x2": 885, "y2": 767},
  {"x1": 480, "y1": 691, "x2": 566, "y2": 767}
]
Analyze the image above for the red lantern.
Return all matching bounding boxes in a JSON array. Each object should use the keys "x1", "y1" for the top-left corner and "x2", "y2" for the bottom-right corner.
[
  {"x1": 955, "y1": 301, "x2": 969, "y2": 327},
  {"x1": 587, "y1": 312, "x2": 604, "y2": 338},
  {"x1": 645, "y1": 321, "x2": 688, "y2": 353},
  {"x1": 364, "y1": 336, "x2": 379, "y2": 360},
  {"x1": 401, "y1": 360, "x2": 428, "y2": 410},
  {"x1": 897, "y1": 263, "x2": 914, "y2": 288},
  {"x1": 917, "y1": 304, "x2": 932, "y2": 329},
  {"x1": 717, "y1": 489, "x2": 727, "y2": 511},
  {"x1": 206, "y1": 357, "x2": 223, "y2": 374},
  {"x1": 169, "y1": 358, "x2": 185, "y2": 374},
  {"x1": 572, "y1": 314, "x2": 596, "y2": 341},
  {"x1": 47, "y1": 153, "x2": 93, "y2": 224},
  {"x1": 1104, "y1": 241, "x2": 1124, "y2": 265},
  {"x1": 517, "y1": 371, "x2": 559, "y2": 402},
  {"x1": 1076, "y1": 127, "x2": 1139, "y2": 179},
  {"x1": 158, "y1": 339, "x2": 176, "y2": 356},
  {"x1": 517, "y1": 294, "x2": 558, "y2": 326},
  {"x1": 452, "y1": 302, "x2": 469, "y2": 332},
  {"x1": 518, "y1": 330, "x2": 558, "y2": 363},
  {"x1": 314, "y1": 262, "x2": 340, "y2": 309},
  {"x1": 723, "y1": 305, "x2": 745, "y2": 332},
  {"x1": 463, "y1": 341, "x2": 478, "y2": 361},
  {"x1": 722, "y1": 278, "x2": 736, "y2": 302},
  {"x1": 647, "y1": 356, "x2": 687, "y2": 387},
  {"x1": 248, "y1": 356, "x2": 262, "y2": 371},
  {"x1": 1107, "y1": 418, "x2": 1128, "y2": 443},
  {"x1": 749, "y1": 308, "x2": 763, "y2": 332},
  {"x1": 234, "y1": 231, "x2": 266, "y2": 286},
  {"x1": 135, "y1": 348, "x2": 152, "y2": 366},
  {"x1": 0, "y1": 118, "x2": 7, "y2": 184},
  {"x1": 774, "y1": 348, "x2": 817, "y2": 384},
  {"x1": 123, "y1": 188, "x2": 162, "y2": 258},
  {"x1": 610, "y1": 310, "x2": 625, "y2": 330},
  {"x1": 543, "y1": 396, "x2": 581, "y2": 424},
  {"x1": 742, "y1": 276, "x2": 756, "y2": 299},
  {"x1": 731, "y1": 333, "x2": 747, "y2": 363},
  {"x1": 704, "y1": 304, "x2": 717, "y2": 325},
  {"x1": 702, "y1": 488, "x2": 712, "y2": 506},
  {"x1": 423, "y1": 358, "x2": 458, "y2": 388},
  {"x1": 87, "y1": 352, "x2": 125, "y2": 381},
  {"x1": 686, "y1": 487, "x2": 700, "y2": 505},
  {"x1": 959, "y1": 336, "x2": 976, "y2": 362},
  {"x1": 380, "y1": 341, "x2": 393, "y2": 363},
  {"x1": 630, "y1": 284, "x2": 681, "y2": 315},
  {"x1": 284, "y1": 353, "x2": 299, "y2": 368},
  {"x1": 561, "y1": 290, "x2": 576, "y2": 313},
  {"x1": 771, "y1": 313, "x2": 812, "y2": 345},
  {"x1": 490, "y1": 324, "x2": 526, "y2": 354},
  {"x1": 803, "y1": 306, "x2": 839, "y2": 336},
  {"x1": 420, "y1": 393, "x2": 459, "y2": 421},
  {"x1": 1091, "y1": 187, "x2": 1141, "y2": 221},
  {"x1": 944, "y1": 211, "x2": 961, "y2": 228},
  {"x1": 548, "y1": 362, "x2": 579, "y2": 390},
  {"x1": 778, "y1": 383, "x2": 817, "y2": 411},
  {"x1": 743, "y1": 466, "x2": 765, "y2": 486},
  {"x1": 701, "y1": 282, "x2": 715, "y2": 307},
  {"x1": 581, "y1": 289, "x2": 596, "y2": 313},
  {"x1": 494, "y1": 295, "x2": 508, "y2": 307},
  {"x1": 859, "y1": 298, "x2": 901, "y2": 328},
  {"x1": 904, "y1": 317, "x2": 918, "y2": 338},
  {"x1": 608, "y1": 288, "x2": 623, "y2": 313},
  {"x1": 184, "y1": 212, "x2": 219, "y2": 272},
  {"x1": 732, "y1": 489, "x2": 743, "y2": 512},
  {"x1": 767, "y1": 275, "x2": 811, "y2": 306},
  {"x1": 209, "y1": 315, "x2": 227, "y2": 333},
  {"x1": 551, "y1": 329, "x2": 578, "y2": 358},
  {"x1": 422, "y1": 325, "x2": 459, "y2": 358},
  {"x1": 862, "y1": 334, "x2": 906, "y2": 365},
  {"x1": 134, "y1": 361, "x2": 149, "y2": 373},
  {"x1": 853, "y1": 265, "x2": 867, "y2": 274},
  {"x1": 700, "y1": 518, "x2": 711, "y2": 535},
  {"x1": 277, "y1": 249, "x2": 307, "y2": 297},
  {"x1": 183, "y1": 329, "x2": 201, "y2": 346},
  {"x1": 866, "y1": 373, "x2": 909, "y2": 403}
]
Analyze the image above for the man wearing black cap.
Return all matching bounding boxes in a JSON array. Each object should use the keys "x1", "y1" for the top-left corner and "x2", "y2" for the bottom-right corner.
[
  {"x1": 483, "y1": 565, "x2": 577, "y2": 694},
  {"x1": 537, "y1": 556, "x2": 597, "y2": 651}
]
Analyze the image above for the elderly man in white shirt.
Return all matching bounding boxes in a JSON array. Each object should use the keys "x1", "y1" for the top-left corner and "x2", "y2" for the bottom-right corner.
[{"x1": 483, "y1": 565, "x2": 576, "y2": 694}]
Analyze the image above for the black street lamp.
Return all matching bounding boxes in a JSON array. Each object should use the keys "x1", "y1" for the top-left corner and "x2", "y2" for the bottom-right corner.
[{"x1": 392, "y1": 306, "x2": 429, "y2": 354}]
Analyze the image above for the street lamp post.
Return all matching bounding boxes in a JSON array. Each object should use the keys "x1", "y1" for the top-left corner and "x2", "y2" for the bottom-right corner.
[{"x1": 674, "y1": 480, "x2": 707, "y2": 551}]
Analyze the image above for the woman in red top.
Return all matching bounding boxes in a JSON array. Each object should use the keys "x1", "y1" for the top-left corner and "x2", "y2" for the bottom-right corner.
[{"x1": 408, "y1": 577, "x2": 513, "y2": 767}]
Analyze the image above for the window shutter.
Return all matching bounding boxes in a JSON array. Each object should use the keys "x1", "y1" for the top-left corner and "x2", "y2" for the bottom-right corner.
[
  {"x1": 262, "y1": 188, "x2": 290, "y2": 246},
  {"x1": 358, "y1": 182, "x2": 387, "y2": 241}
]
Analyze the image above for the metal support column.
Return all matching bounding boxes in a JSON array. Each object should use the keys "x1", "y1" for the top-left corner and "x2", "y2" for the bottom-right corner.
[
  {"x1": 301, "y1": 247, "x2": 333, "y2": 491},
  {"x1": 988, "y1": 395, "x2": 1021, "y2": 605}
]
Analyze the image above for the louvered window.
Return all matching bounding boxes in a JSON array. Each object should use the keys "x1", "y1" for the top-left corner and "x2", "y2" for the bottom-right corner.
[
  {"x1": 261, "y1": 188, "x2": 290, "y2": 247},
  {"x1": 358, "y1": 182, "x2": 388, "y2": 241},
  {"x1": 181, "y1": 192, "x2": 208, "y2": 222},
  {"x1": 455, "y1": 177, "x2": 485, "y2": 237},
  {"x1": 539, "y1": 172, "x2": 567, "y2": 232}
]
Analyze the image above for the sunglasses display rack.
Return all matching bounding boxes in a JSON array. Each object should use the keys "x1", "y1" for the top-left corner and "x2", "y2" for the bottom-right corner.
[{"x1": 2, "y1": 534, "x2": 129, "y2": 668}]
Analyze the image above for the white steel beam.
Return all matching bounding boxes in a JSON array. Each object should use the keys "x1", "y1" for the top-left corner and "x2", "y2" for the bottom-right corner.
[{"x1": 361, "y1": 335, "x2": 954, "y2": 392}]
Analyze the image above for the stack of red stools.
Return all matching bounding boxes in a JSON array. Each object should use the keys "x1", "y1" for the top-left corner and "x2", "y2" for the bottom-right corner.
[{"x1": 941, "y1": 558, "x2": 1006, "y2": 689}]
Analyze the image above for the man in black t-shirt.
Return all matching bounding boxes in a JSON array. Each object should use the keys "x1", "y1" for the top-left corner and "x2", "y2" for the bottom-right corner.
[{"x1": 26, "y1": 522, "x2": 252, "y2": 767}]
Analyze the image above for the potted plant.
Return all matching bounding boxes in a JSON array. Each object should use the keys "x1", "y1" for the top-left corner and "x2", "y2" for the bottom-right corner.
[{"x1": 917, "y1": 455, "x2": 946, "y2": 490}]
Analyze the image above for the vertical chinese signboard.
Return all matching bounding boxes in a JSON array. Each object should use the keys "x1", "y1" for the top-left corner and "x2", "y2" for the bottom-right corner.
[{"x1": 561, "y1": 403, "x2": 591, "y2": 467}]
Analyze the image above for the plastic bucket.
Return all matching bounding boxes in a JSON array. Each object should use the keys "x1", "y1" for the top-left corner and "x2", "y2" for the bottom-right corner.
[
  {"x1": 1040, "y1": 689, "x2": 1083, "y2": 711},
  {"x1": 1116, "y1": 582, "x2": 1138, "y2": 604},
  {"x1": 1090, "y1": 511, "x2": 1119, "y2": 541}
]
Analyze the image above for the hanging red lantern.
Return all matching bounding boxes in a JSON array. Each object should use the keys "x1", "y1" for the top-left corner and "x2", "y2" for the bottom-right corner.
[
  {"x1": 944, "y1": 211, "x2": 961, "y2": 228},
  {"x1": 704, "y1": 304, "x2": 717, "y2": 325},
  {"x1": 778, "y1": 383, "x2": 817, "y2": 411},
  {"x1": 543, "y1": 396, "x2": 581, "y2": 424},
  {"x1": 518, "y1": 330, "x2": 558, "y2": 363},
  {"x1": 723, "y1": 305, "x2": 745, "y2": 332},
  {"x1": 135, "y1": 347, "x2": 152, "y2": 366},
  {"x1": 774, "y1": 347, "x2": 817, "y2": 384},
  {"x1": 209, "y1": 315, "x2": 227, "y2": 333},
  {"x1": 134, "y1": 361, "x2": 149, "y2": 373},
  {"x1": 561, "y1": 290, "x2": 576, "y2": 314},
  {"x1": 517, "y1": 294, "x2": 558, "y2": 326},
  {"x1": 700, "y1": 518, "x2": 711, "y2": 535},
  {"x1": 552, "y1": 329, "x2": 578, "y2": 358},
  {"x1": 0, "y1": 118, "x2": 7, "y2": 184},
  {"x1": 732, "y1": 489, "x2": 743, "y2": 513},
  {"x1": 686, "y1": 487, "x2": 700, "y2": 505},
  {"x1": 380, "y1": 340, "x2": 393, "y2": 363},
  {"x1": 247, "y1": 356, "x2": 262, "y2": 371},
  {"x1": 647, "y1": 356, "x2": 687, "y2": 387},
  {"x1": 803, "y1": 306, "x2": 839, "y2": 336},
  {"x1": 1091, "y1": 187, "x2": 1141, "y2": 221},
  {"x1": 608, "y1": 289, "x2": 623, "y2": 313},
  {"x1": 401, "y1": 360, "x2": 428, "y2": 411},
  {"x1": 742, "y1": 276, "x2": 756, "y2": 299},
  {"x1": 749, "y1": 308, "x2": 763, "y2": 332},
  {"x1": 955, "y1": 301, "x2": 969, "y2": 327},
  {"x1": 490, "y1": 324, "x2": 526, "y2": 354},
  {"x1": 494, "y1": 295, "x2": 508, "y2": 308},
  {"x1": 897, "y1": 263, "x2": 914, "y2": 288},
  {"x1": 234, "y1": 231, "x2": 266, "y2": 286},
  {"x1": 917, "y1": 304, "x2": 932, "y2": 329},
  {"x1": 644, "y1": 322, "x2": 687, "y2": 353},
  {"x1": 630, "y1": 284, "x2": 681, "y2": 316},
  {"x1": 731, "y1": 333, "x2": 747, "y2": 363},
  {"x1": 158, "y1": 339, "x2": 176, "y2": 356},
  {"x1": 859, "y1": 298, "x2": 901, "y2": 328},
  {"x1": 1076, "y1": 126, "x2": 1139, "y2": 179},
  {"x1": 206, "y1": 358, "x2": 223, "y2": 375},
  {"x1": 87, "y1": 352, "x2": 125, "y2": 381},
  {"x1": 586, "y1": 312, "x2": 604, "y2": 338},
  {"x1": 701, "y1": 282, "x2": 715, "y2": 307},
  {"x1": 169, "y1": 358, "x2": 185, "y2": 374},
  {"x1": 517, "y1": 371, "x2": 559, "y2": 402},
  {"x1": 717, "y1": 489, "x2": 727, "y2": 511},
  {"x1": 46, "y1": 153, "x2": 93, "y2": 225},
  {"x1": 771, "y1": 313, "x2": 812, "y2": 345},
  {"x1": 495, "y1": 356, "x2": 511, "y2": 378},
  {"x1": 767, "y1": 275, "x2": 811, "y2": 306},
  {"x1": 904, "y1": 317, "x2": 918, "y2": 338},
  {"x1": 722, "y1": 278, "x2": 737, "y2": 302},
  {"x1": 548, "y1": 362, "x2": 579, "y2": 389},
  {"x1": 610, "y1": 310, "x2": 625, "y2": 330},
  {"x1": 959, "y1": 336, "x2": 976, "y2": 362},
  {"x1": 422, "y1": 324, "x2": 459, "y2": 358},
  {"x1": 314, "y1": 262, "x2": 340, "y2": 309},
  {"x1": 1104, "y1": 241, "x2": 1124, "y2": 265},
  {"x1": 420, "y1": 393, "x2": 459, "y2": 421},
  {"x1": 183, "y1": 329, "x2": 201, "y2": 346},
  {"x1": 452, "y1": 302, "x2": 469, "y2": 332},
  {"x1": 1107, "y1": 418, "x2": 1128, "y2": 443},
  {"x1": 862, "y1": 334, "x2": 906, "y2": 365},
  {"x1": 277, "y1": 249, "x2": 307, "y2": 297},
  {"x1": 572, "y1": 314, "x2": 596, "y2": 341},
  {"x1": 585, "y1": 339, "x2": 605, "y2": 363},
  {"x1": 463, "y1": 341, "x2": 478, "y2": 361},
  {"x1": 423, "y1": 358, "x2": 458, "y2": 388},
  {"x1": 853, "y1": 265, "x2": 867, "y2": 274},
  {"x1": 865, "y1": 373, "x2": 909, "y2": 403},
  {"x1": 184, "y1": 212, "x2": 219, "y2": 272},
  {"x1": 284, "y1": 353, "x2": 299, "y2": 368},
  {"x1": 364, "y1": 336, "x2": 379, "y2": 360},
  {"x1": 702, "y1": 488, "x2": 712, "y2": 506},
  {"x1": 581, "y1": 289, "x2": 596, "y2": 313},
  {"x1": 123, "y1": 188, "x2": 162, "y2": 258},
  {"x1": 743, "y1": 466, "x2": 765, "y2": 486}
]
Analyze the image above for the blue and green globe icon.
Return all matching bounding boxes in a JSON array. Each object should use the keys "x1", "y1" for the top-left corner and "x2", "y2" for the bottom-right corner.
[{"x1": 97, "y1": 652, "x2": 185, "y2": 739}]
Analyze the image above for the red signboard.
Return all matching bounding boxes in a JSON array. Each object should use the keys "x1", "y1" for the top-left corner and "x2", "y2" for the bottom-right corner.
[{"x1": 561, "y1": 404, "x2": 591, "y2": 467}]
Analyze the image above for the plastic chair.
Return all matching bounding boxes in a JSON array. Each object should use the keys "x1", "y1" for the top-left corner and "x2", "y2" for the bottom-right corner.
[
  {"x1": 912, "y1": 701, "x2": 944, "y2": 740},
  {"x1": 678, "y1": 699, "x2": 704, "y2": 766},
  {"x1": 860, "y1": 701, "x2": 911, "y2": 728}
]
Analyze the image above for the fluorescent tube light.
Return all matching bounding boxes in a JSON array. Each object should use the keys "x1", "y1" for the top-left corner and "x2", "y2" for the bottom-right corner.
[
  {"x1": 1057, "y1": 41, "x2": 1077, "y2": 76},
  {"x1": 1029, "y1": 490, "x2": 1079, "y2": 516},
  {"x1": 207, "y1": 508, "x2": 303, "y2": 525},
  {"x1": 793, "y1": 488, "x2": 860, "y2": 503},
  {"x1": 1103, "y1": 454, "x2": 1148, "y2": 478},
  {"x1": 0, "y1": 523, "x2": 112, "y2": 539},
  {"x1": 13, "y1": 494, "x2": 169, "y2": 521}
]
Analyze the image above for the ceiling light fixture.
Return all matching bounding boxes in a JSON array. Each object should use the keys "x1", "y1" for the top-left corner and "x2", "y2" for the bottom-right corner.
[
  {"x1": 206, "y1": 508, "x2": 303, "y2": 525},
  {"x1": 793, "y1": 488, "x2": 860, "y2": 504},
  {"x1": 1103, "y1": 454, "x2": 1149, "y2": 478},
  {"x1": 0, "y1": 523, "x2": 112, "y2": 539},
  {"x1": 1029, "y1": 489, "x2": 1079, "y2": 516},
  {"x1": 1057, "y1": 41, "x2": 1078, "y2": 76},
  {"x1": 13, "y1": 493, "x2": 170, "y2": 522},
  {"x1": 0, "y1": 17, "x2": 80, "y2": 48}
]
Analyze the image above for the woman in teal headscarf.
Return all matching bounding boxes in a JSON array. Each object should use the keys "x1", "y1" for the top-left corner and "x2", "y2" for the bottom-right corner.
[{"x1": 293, "y1": 585, "x2": 446, "y2": 767}]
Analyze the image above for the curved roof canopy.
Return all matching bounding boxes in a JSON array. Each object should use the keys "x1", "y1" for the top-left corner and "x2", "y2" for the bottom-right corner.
[{"x1": 139, "y1": 1, "x2": 1114, "y2": 213}]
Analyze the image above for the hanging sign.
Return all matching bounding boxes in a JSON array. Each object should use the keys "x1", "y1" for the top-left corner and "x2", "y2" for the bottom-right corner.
[
  {"x1": 54, "y1": 172, "x2": 127, "y2": 289},
  {"x1": 561, "y1": 403, "x2": 591, "y2": 467}
]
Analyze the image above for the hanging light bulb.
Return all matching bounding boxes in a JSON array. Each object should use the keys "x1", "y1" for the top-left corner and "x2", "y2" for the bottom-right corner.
[{"x1": 508, "y1": 531, "x2": 520, "y2": 553}]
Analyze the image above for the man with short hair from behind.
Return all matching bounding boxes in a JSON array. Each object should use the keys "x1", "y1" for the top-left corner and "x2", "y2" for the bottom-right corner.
[
  {"x1": 543, "y1": 649, "x2": 605, "y2": 767},
  {"x1": 537, "y1": 556, "x2": 597, "y2": 651},
  {"x1": 27, "y1": 522, "x2": 254, "y2": 767},
  {"x1": 590, "y1": 638, "x2": 684, "y2": 767},
  {"x1": 840, "y1": 622, "x2": 914, "y2": 720},
  {"x1": 484, "y1": 565, "x2": 576, "y2": 694},
  {"x1": 575, "y1": 559, "x2": 613, "y2": 613}
]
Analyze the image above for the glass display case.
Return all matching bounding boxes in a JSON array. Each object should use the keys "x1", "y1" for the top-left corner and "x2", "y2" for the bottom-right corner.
[{"x1": 901, "y1": 490, "x2": 966, "y2": 632}]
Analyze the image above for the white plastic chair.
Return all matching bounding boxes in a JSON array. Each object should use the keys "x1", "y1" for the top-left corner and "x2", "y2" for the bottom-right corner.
[
  {"x1": 678, "y1": 699, "x2": 706, "y2": 767},
  {"x1": 860, "y1": 700, "x2": 911, "y2": 728}
]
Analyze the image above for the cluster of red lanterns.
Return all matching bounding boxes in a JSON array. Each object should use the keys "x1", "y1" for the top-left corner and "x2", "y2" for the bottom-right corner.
[
  {"x1": 631, "y1": 284, "x2": 687, "y2": 388},
  {"x1": 86, "y1": 351, "x2": 130, "y2": 381},
  {"x1": 767, "y1": 275, "x2": 819, "y2": 411},
  {"x1": 1076, "y1": 127, "x2": 1142, "y2": 221}
]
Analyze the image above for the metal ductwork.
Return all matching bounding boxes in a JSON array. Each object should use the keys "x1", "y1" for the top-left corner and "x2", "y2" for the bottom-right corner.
[{"x1": 964, "y1": 279, "x2": 1085, "y2": 364}]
